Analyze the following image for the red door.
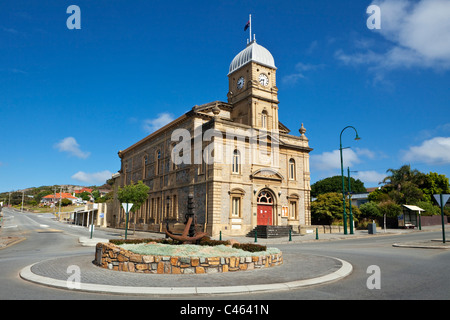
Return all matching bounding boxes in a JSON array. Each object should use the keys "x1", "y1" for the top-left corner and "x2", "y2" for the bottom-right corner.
[{"x1": 257, "y1": 205, "x2": 273, "y2": 225}]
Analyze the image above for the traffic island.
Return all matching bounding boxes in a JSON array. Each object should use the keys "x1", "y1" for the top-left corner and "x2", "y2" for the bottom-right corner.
[{"x1": 94, "y1": 241, "x2": 283, "y2": 274}]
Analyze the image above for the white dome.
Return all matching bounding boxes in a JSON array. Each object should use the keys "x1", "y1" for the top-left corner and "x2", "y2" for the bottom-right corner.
[{"x1": 228, "y1": 41, "x2": 276, "y2": 75}]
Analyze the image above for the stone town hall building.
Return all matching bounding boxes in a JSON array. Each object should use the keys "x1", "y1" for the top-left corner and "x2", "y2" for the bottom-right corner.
[{"x1": 114, "y1": 38, "x2": 312, "y2": 237}]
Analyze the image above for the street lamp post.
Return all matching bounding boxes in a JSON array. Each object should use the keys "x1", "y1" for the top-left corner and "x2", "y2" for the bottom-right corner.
[
  {"x1": 340, "y1": 126, "x2": 361, "y2": 235},
  {"x1": 347, "y1": 167, "x2": 358, "y2": 235}
]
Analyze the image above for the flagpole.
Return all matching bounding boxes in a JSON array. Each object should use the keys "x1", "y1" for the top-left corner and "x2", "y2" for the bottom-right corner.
[{"x1": 249, "y1": 14, "x2": 252, "y2": 42}]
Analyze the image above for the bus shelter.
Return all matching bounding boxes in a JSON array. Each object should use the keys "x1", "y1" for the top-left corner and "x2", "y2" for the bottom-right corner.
[{"x1": 399, "y1": 205, "x2": 424, "y2": 229}]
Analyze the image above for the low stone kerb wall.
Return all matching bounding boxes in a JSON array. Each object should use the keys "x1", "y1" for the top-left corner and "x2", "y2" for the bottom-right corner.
[{"x1": 95, "y1": 242, "x2": 283, "y2": 274}]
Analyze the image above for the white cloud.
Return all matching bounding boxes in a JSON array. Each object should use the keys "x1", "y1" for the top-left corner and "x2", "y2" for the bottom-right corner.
[
  {"x1": 336, "y1": 0, "x2": 450, "y2": 76},
  {"x1": 311, "y1": 148, "x2": 377, "y2": 172},
  {"x1": 71, "y1": 170, "x2": 113, "y2": 184},
  {"x1": 54, "y1": 137, "x2": 90, "y2": 159},
  {"x1": 143, "y1": 113, "x2": 175, "y2": 133},
  {"x1": 354, "y1": 170, "x2": 387, "y2": 184},
  {"x1": 402, "y1": 136, "x2": 450, "y2": 164},
  {"x1": 282, "y1": 62, "x2": 325, "y2": 84},
  {"x1": 311, "y1": 149, "x2": 361, "y2": 171}
]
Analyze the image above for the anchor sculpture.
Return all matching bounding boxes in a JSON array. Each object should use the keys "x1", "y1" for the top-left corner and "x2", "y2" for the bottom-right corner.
[{"x1": 165, "y1": 194, "x2": 207, "y2": 243}]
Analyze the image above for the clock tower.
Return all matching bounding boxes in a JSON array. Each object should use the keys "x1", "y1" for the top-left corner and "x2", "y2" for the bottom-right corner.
[{"x1": 227, "y1": 39, "x2": 279, "y2": 131}]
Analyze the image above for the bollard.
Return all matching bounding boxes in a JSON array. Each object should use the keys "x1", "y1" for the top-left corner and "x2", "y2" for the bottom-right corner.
[
  {"x1": 219, "y1": 230, "x2": 222, "y2": 241},
  {"x1": 254, "y1": 229, "x2": 258, "y2": 243},
  {"x1": 289, "y1": 228, "x2": 292, "y2": 241},
  {"x1": 316, "y1": 228, "x2": 319, "y2": 240}
]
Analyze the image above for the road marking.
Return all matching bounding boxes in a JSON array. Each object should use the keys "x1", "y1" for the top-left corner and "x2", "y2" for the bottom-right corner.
[{"x1": 2, "y1": 225, "x2": 18, "y2": 229}]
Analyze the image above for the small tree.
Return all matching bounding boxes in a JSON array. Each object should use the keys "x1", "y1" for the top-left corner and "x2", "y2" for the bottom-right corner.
[
  {"x1": 117, "y1": 181, "x2": 150, "y2": 239},
  {"x1": 60, "y1": 198, "x2": 72, "y2": 207},
  {"x1": 117, "y1": 181, "x2": 150, "y2": 213},
  {"x1": 311, "y1": 192, "x2": 343, "y2": 225},
  {"x1": 359, "y1": 201, "x2": 382, "y2": 220}
]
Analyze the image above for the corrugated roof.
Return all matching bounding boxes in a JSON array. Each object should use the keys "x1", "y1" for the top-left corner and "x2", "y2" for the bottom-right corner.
[{"x1": 403, "y1": 205, "x2": 424, "y2": 211}]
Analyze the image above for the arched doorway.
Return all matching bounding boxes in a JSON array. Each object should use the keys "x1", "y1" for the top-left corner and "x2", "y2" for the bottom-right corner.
[{"x1": 257, "y1": 190, "x2": 274, "y2": 225}]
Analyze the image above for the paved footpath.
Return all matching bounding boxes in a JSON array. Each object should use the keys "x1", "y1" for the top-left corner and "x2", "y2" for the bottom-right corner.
[{"x1": 19, "y1": 226, "x2": 449, "y2": 296}]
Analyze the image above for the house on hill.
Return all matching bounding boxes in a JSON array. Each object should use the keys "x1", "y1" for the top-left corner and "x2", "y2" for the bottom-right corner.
[{"x1": 41, "y1": 193, "x2": 78, "y2": 205}]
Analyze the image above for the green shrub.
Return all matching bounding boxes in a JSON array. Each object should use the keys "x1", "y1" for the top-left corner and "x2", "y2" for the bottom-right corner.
[
  {"x1": 232, "y1": 243, "x2": 267, "y2": 253},
  {"x1": 198, "y1": 237, "x2": 230, "y2": 246},
  {"x1": 109, "y1": 238, "x2": 182, "y2": 246},
  {"x1": 109, "y1": 237, "x2": 267, "y2": 253}
]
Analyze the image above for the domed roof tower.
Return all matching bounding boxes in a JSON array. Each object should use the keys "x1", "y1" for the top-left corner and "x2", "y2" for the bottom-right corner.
[
  {"x1": 229, "y1": 40, "x2": 277, "y2": 75},
  {"x1": 227, "y1": 37, "x2": 279, "y2": 130}
]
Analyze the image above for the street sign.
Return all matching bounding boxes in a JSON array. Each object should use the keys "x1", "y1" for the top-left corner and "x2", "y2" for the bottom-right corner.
[
  {"x1": 121, "y1": 203, "x2": 133, "y2": 212},
  {"x1": 121, "y1": 203, "x2": 133, "y2": 240},
  {"x1": 433, "y1": 194, "x2": 450, "y2": 207},
  {"x1": 433, "y1": 194, "x2": 449, "y2": 244}
]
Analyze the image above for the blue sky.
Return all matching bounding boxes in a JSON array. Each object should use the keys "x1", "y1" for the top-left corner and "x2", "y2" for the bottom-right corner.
[{"x1": 1, "y1": 0, "x2": 450, "y2": 192}]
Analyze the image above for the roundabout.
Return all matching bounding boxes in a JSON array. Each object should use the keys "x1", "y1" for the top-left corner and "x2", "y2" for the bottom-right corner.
[{"x1": 20, "y1": 251, "x2": 352, "y2": 296}]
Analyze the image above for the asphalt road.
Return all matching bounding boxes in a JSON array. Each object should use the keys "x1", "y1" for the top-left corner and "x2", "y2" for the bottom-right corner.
[{"x1": 1, "y1": 207, "x2": 449, "y2": 301}]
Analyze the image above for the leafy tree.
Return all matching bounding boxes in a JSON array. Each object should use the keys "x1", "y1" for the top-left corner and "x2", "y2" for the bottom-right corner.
[
  {"x1": 418, "y1": 172, "x2": 450, "y2": 202},
  {"x1": 359, "y1": 201, "x2": 382, "y2": 220},
  {"x1": 311, "y1": 192, "x2": 361, "y2": 225},
  {"x1": 60, "y1": 198, "x2": 72, "y2": 207},
  {"x1": 400, "y1": 181, "x2": 424, "y2": 204},
  {"x1": 92, "y1": 189, "x2": 101, "y2": 202},
  {"x1": 79, "y1": 191, "x2": 91, "y2": 202},
  {"x1": 35, "y1": 190, "x2": 53, "y2": 202},
  {"x1": 415, "y1": 201, "x2": 441, "y2": 216},
  {"x1": 382, "y1": 165, "x2": 426, "y2": 192},
  {"x1": 368, "y1": 188, "x2": 391, "y2": 203},
  {"x1": 377, "y1": 200, "x2": 402, "y2": 218},
  {"x1": 311, "y1": 175, "x2": 366, "y2": 198},
  {"x1": 311, "y1": 192, "x2": 343, "y2": 225},
  {"x1": 117, "y1": 180, "x2": 150, "y2": 212}
]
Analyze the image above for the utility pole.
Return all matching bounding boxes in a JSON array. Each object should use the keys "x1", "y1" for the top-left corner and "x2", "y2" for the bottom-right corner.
[
  {"x1": 53, "y1": 186, "x2": 58, "y2": 213},
  {"x1": 58, "y1": 186, "x2": 62, "y2": 215}
]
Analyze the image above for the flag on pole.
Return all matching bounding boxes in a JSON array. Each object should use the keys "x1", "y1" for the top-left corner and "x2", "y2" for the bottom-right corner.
[{"x1": 244, "y1": 20, "x2": 250, "y2": 31}]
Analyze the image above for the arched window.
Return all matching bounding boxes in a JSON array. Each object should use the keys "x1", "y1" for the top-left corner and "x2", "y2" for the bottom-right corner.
[
  {"x1": 289, "y1": 158, "x2": 296, "y2": 180},
  {"x1": 261, "y1": 111, "x2": 267, "y2": 129},
  {"x1": 232, "y1": 149, "x2": 240, "y2": 174},
  {"x1": 257, "y1": 191, "x2": 273, "y2": 204}
]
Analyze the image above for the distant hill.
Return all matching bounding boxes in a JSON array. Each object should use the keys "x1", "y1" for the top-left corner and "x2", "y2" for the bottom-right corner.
[{"x1": 0, "y1": 183, "x2": 112, "y2": 206}]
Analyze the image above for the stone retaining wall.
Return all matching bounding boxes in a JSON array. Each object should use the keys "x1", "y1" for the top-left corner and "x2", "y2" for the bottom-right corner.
[{"x1": 95, "y1": 242, "x2": 283, "y2": 274}]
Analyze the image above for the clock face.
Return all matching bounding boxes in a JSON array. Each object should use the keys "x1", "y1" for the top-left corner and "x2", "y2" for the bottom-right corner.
[
  {"x1": 237, "y1": 77, "x2": 245, "y2": 89},
  {"x1": 259, "y1": 73, "x2": 269, "y2": 86}
]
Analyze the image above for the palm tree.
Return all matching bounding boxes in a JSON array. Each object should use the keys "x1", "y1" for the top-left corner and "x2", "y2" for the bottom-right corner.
[{"x1": 382, "y1": 165, "x2": 425, "y2": 191}]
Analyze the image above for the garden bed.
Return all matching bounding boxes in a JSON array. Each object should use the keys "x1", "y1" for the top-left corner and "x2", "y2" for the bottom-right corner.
[{"x1": 95, "y1": 240, "x2": 283, "y2": 274}]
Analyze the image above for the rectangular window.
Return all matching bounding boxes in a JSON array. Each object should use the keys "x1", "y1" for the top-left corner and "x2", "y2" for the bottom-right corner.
[
  {"x1": 150, "y1": 198, "x2": 155, "y2": 220},
  {"x1": 232, "y1": 197, "x2": 240, "y2": 217},
  {"x1": 232, "y1": 150, "x2": 240, "y2": 174},
  {"x1": 290, "y1": 201, "x2": 297, "y2": 219},
  {"x1": 172, "y1": 195, "x2": 178, "y2": 219}
]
